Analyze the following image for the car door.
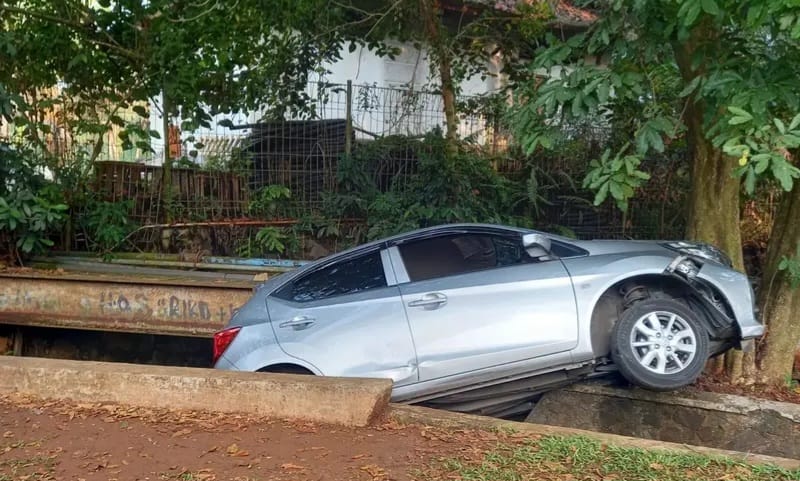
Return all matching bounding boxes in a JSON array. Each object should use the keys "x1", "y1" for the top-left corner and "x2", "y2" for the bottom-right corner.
[
  {"x1": 389, "y1": 231, "x2": 579, "y2": 382},
  {"x1": 266, "y1": 247, "x2": 419, "y2": 386}
]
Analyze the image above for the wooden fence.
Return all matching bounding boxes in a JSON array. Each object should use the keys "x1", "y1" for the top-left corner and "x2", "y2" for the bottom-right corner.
[{"x1": 94, "y1": 161, "x2": 249, "y2": 223}]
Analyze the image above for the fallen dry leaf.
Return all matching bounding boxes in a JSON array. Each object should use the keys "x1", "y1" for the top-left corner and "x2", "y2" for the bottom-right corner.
[{"x1": 360, "y1": 464, "x2": 388, "y2": 480}]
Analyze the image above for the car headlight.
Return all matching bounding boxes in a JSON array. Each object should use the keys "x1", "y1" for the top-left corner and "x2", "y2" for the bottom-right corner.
[{"x1": 661, "y1": 241, "x2": 733, "y2": 267}]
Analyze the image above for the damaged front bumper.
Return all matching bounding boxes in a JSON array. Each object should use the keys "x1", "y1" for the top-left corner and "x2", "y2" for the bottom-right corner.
[{"x1": 665, "y1": 254, "x2": 765, "y2": 349}]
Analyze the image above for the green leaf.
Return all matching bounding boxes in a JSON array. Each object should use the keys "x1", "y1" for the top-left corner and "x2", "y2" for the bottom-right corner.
[
  {"x1": 745, "y1": 168, "x2": 756, "y2": 194},
  {"x1": 594, "y1": 182, "x2": 609, "y2": 206},
  {"x1": 609, "y1": 182, "x2": 623, "y2": 200},
  {"x1": 789, "y1": 114, "x2": 800, "y2": 131},
  {"x1": 20, "y1": 236, "x2": 35, "y2": 253},
  {"x1": 635, "y1": 131, "x2": 649, "y2": 155},
  {"x1": 729, "y1": 116, "x2": 752, "y2": 126},
  {"x1": 774, "y1": 118, "x2": 786, "y2": 134},
  {"x1": 701, "y1": 0, "x2": 720, "y2": 16},
  {"x1": 571, "y1": 92, "x2": 584, "y2": 117},
  {"x1": 727, "y1": 106, "x2": 753, "y2": 120},
  {"x1": 597, "y1": 83, "x2": 610, "y2": 103},
  {"x1": 132, "y1": 105, "x2": 148, "y2": 118},
  {"x1": 679, "y1": 76, "x2": 701, "y2": 98},
  {"x1": 684, "y1": 1, "x2": 701, "y2": 26}
]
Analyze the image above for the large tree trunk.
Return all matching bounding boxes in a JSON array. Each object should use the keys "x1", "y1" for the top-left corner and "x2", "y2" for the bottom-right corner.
[
  {"x1": 756, "y1": 184, "x2": 800, "y2": 384},
  {"x1": 681, "y1": 104, "x2": 744, "y2": 271},
  {"x1": 419, "y1": 0, "x2": 458, "y2": 148},
  {"x1": 682, "y1": 110, "x2": 750, "y2": 380},
  {"x1": 675, "y1": 36, "x2": 747, "y2": 381}
]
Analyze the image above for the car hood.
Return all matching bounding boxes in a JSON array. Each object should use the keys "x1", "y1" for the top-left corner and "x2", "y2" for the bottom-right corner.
[{"x1": 568, "y1": 239, "x2": 676, "y2": 257}]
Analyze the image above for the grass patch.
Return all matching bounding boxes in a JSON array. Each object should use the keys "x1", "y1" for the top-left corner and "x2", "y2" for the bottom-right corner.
[{"x1": 423, "y1": 435, "x2": 800, "y2": 481}]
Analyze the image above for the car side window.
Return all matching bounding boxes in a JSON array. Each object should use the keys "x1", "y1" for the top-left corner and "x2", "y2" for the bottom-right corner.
[
  {"x1": 398, "y1": 233, "x2": 528, "y2": 282},
  {"x1": 278, "y1": 251, "x2": 387, "y2": 302}
]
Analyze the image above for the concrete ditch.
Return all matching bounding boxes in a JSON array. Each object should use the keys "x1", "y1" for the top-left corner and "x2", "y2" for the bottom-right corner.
[
  {"x1": 527, "y1": 380, "x2": 800, "y2": 460},
  {"x1": 2, "y1": 356, "x2": 799, "y2": 468},
  {"x1": 0, "y1": 356, "x2": 392, "y2": 427},
  {"x1": 389, "y1": 404, "x2": 800, "y2": 469}
]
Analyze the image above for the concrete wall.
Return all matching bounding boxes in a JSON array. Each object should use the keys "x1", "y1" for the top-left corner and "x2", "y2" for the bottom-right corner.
[
  {"x1": 0, "y1": 356, "x2": 392, "y2": 427},
  {"x1": 527, "y1": 381, "x2": 800, "y2": 459}
]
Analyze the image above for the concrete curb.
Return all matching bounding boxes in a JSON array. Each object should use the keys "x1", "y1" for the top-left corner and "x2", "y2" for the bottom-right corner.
[
  {"x1": 567, "y1": 382, "x2": 800, "y2": 422},
  {"x1": 0, "y1": 356, "x2": 392, "y2": 427},
  {"x1": 388, "y1": 404, "x2": 800, "y2": 469}
]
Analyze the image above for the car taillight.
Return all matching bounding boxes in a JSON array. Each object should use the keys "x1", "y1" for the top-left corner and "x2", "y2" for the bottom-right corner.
[{"x1": 213, "y1": 327, "x2": 241, "y2": 365}]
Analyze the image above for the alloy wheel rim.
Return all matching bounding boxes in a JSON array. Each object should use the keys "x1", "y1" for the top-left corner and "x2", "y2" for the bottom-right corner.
[{"x1": 629, "y1": 311, "x2": 697, "y2": 375}]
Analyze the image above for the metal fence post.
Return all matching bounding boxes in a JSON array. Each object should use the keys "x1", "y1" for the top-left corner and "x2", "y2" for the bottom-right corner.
[{"x1": 345, "y1": 80, "x2": 353, "y2": 158}]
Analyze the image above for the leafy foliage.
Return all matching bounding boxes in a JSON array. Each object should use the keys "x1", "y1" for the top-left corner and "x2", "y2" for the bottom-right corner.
[
  {"x1": 79, "y1": 198, "x2": 136, "y2": 256},
  {"x1": 583, "y1": 145, "x2": 651, "y2": 211},
  {"x1": 248, "y1": 185, "x2": 292, "y2": 219},
  {"x1": 0, "y1": 144, "x2": 67, "y2": 263},
  {"x1": 778, "y1": 242, "x2": 800, "y2": 289},
  {"x1": 721, "y1": 111, "x2": 800, "y2": 193},
  {"x1": 0, "y1": 1, "x2": 350, "y2": 157},
  {"x1": 324, "y1": 132, "x2": 530, "y2": 241},
  {"x1": 510, "y1": 0, "x2": 800, "y2": 210},
  {"x1": 236, "y1": 227, "x2": 289, "y2": 258}
]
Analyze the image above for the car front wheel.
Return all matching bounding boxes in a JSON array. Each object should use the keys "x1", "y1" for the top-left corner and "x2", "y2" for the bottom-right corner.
[{"x1": 611, "y1": 298, "x2": 709, "y2": 391}]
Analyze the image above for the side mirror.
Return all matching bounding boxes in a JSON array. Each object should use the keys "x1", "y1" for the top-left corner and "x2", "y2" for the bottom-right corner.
[{"x1": 522, "y1": 233, "x2": 552, "y2": 258}]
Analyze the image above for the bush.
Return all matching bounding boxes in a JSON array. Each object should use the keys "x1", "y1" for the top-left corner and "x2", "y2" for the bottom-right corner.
[
  {"x1": 79, "y1": 197, "x2": 137, "y2": 256},
  {"x1": 0, "y1": 144, "x2": 67, "y2": 264},
  {"x1": 324, "y1": 132, "x2": 530, "y2": 242}
]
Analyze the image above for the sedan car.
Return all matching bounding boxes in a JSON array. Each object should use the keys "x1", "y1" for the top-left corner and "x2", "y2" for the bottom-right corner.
[{"x1": 213, "y1": 223, "x2": 764, "y2": 417}]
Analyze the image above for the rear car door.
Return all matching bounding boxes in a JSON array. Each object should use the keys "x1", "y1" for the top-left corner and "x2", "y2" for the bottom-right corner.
[
  {"x1": 266, "y1": 247, "x2": 418, "y2": 386},
  {"x1": 390, "y1": 231, "x2": 579, "y2": 382}
]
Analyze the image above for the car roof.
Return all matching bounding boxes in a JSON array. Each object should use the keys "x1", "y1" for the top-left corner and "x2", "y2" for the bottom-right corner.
[
  {"x1": 331, "y1": 222, "x2": 575, "y2": 258},
  {"x1": 272, "y1": 223, "x2": 582, "y2": 286}
]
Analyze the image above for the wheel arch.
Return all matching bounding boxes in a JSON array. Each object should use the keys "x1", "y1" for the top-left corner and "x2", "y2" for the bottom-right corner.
[
  {"x1": 589, "y1": 273, "x2": 736, "y2": 358},
  {"x1": 257, "y1": 363, "x2": 315, "y2": 375}
]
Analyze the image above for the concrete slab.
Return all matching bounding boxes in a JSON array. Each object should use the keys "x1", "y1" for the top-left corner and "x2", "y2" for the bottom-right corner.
[
  {"x1": 526, "y1": 380, "x2": 800, "y2": 460},
  {"x1": 0, "y1": 356, "x2": 392, "y2": 427},
  {"x1": 389, "y1": 404, "x2": 800, "y2": 469}
]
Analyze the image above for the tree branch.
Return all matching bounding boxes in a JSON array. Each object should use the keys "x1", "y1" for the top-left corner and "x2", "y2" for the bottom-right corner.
[{"x1": 0, "y1": 4, "x2": 144, "y2": 61}]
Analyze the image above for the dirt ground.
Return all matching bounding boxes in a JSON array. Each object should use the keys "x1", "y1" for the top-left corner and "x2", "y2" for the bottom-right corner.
[
  {"x1": 0, "y1": 395, "x2": 516, "y2": 481},
  {"x1": 692, "y1": 375, "x2": 800, "y2": 404}
]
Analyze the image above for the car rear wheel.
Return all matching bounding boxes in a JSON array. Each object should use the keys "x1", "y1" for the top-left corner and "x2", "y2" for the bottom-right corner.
[{"x1": 611, "y1": 298, "x2": 709, "y2": 391}]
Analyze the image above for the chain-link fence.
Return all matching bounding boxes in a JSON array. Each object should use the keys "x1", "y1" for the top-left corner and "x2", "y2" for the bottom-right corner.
[
  {"x1": 31, "y1": 81, "x2": 500, "y2": 225},
  {"x1": 1, "y1": 80, "x2": 777, "y2": 263}
]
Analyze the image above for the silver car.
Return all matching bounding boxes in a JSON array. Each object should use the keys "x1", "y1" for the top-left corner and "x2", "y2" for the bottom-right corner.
[{"x1": 213, "y1": 223, "x2": 763, "y2": 417}]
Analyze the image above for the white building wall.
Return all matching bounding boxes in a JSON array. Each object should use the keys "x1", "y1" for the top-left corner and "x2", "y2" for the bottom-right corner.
[{"x1": 146, "y1": 41, "x2": 505, "y2": 165}]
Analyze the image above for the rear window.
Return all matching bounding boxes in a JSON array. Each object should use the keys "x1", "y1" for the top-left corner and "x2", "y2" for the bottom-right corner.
[{"x1": 276, "y1": 251, "x2": 387, "y2": 302}]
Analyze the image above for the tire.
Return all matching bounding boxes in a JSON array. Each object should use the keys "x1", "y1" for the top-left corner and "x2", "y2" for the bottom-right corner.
[{"x1": 611, "y1": 298, "x2": 709, "y2": 391}]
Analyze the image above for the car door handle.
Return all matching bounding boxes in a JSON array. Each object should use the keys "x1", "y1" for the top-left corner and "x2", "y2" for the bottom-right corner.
[
  {"x1": 279, "y1": 316, "x2": 316, "y2": 330},
  {"x1": 408, "y1": 293, "x2": 447, "y2": 309}
]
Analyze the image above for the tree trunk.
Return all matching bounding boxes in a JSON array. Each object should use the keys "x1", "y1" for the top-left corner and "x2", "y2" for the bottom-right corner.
[
  {"x1": 675, "y1": 36, "x2": 747, "y2": 382},
  {"x1": 756, "y1": 184, "x2": 800, "y2": 384},
  {"x1": 419, "y1": 0, "x2": 458, "y2": 148},
  {"x1": 682, "y1": 110, "x2": 744, "y2": 271},
  {"x1": 674, "y1": 37, "x2": 744, "y2": 271}
]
